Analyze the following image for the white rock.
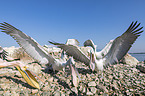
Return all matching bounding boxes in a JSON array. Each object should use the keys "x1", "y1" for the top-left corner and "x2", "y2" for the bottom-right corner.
[
  {"x1": 122, "y1": 53, "x2": 139, "y2": 66},
  {"x1": 88, "y1": 81, "x2": 96, "y2": 87}
]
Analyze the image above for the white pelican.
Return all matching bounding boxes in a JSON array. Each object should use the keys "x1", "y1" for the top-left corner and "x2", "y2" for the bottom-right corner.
[
  {"x1": 49, "y1": 21, "x2": 144, "y2": 74},
  {"x1": 0, "y1": 22, "x2": 76, "y2": 71},
  {"x1": 84, "y1": 39, "x2": 113, "y2": 59},
  {"x1": 0, "y1": 22, "x2": 80, "y2": 87}
]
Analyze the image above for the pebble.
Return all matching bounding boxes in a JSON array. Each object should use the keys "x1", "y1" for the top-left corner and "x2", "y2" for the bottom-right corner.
[
  {"x1": 90, "y1": 87, "x2": 97, "y2": 94},
  {"x1": 0, "y1": 48, "x2": 145, "y2": 95},
  {"x1": 71, "y1": 87, "x2": 78, "y2": 94},
  {"x1": 88, "y1": 81, "x2": 96, "y2": 87},
  {"x1": 48, "y1": 77, "x2": 54, "y2": 82},
  {"x1": 54, "y1": 91, "x2": 61, "y2": 96},
  {"x1": 0, "y1": 91, "x2": 3, "y2": 94},
  {"x1": 86, "y1": 91, "x2": 93, "y2": 95},
  {"x1": 31, "y1": 89, "x2": 38, "y2": 94},
  {"x1": 42, "y1": 86, "x2": 48, "y2": 91}
]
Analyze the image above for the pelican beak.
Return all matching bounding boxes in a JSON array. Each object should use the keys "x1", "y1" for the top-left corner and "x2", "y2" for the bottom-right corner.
[
  {"x1": 0, "y1": 61, "x2": 42, "y2": 89},
  {"x1": 15, "y1": 66, "x2": 41, "y2": 89},
  {"x1": 89, "y1": 50, "x2": 96, "y2": 71},
  {"x1": 69, "y1": 57, "x2": 80, "y2": 87}
]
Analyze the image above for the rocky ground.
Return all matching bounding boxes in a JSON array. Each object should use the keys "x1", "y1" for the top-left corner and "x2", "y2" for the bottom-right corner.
[{"x1": 0, "y1": 47, "x2": 145, "y2": 96}]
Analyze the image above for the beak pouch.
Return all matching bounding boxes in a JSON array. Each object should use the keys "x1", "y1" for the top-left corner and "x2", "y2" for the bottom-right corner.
[{"x1": 15, "y1": 66, "x2": 40, "y2": 89}]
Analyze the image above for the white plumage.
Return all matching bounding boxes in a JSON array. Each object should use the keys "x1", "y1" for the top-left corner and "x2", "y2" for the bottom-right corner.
[
  {"x1": 0, "y1": 22, "x2": 73, "y2": 71},
  {"x1": 84, "y1": 39, "x2": 113, "y2": 59},
  {"x1": 49, "y1": 21, "x2": 144, "y2": 72},
  {"x1": 0, "y1": 22, "x2": 80, "y2": 87}
]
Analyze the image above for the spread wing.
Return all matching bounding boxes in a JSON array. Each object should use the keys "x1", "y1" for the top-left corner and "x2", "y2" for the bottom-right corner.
[
  {"x1": 0, "y1": 22, "x2": 55, "y2": 64},
  {"x1": 98, "y1": 40, "x2": 113, "y2": 56},
  {"x1": 105, "y1": 21, "x2": 143, "y2": 66},
  {"x1": 49, "y1": 41, "x2": 90, "y2": 66}
]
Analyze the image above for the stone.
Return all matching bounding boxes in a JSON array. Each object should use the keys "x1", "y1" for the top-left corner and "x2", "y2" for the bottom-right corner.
[
  {"x1": 3, "y1": 91, "x2": 11, "y2": 96},
  {"x1": 90, "y1": 87, "x2": 97, "y2": 94},
  {"x1": 66, "y1": 39, "x2": 79, "y2": 45},
  {"x1": 48, "y1": 77, "x2": 54, "y2": 82},
  {"x1": 10, "y1": 92, "x2": 19, "y2": 96},
  {"x1": 71, "y1": 87, "x2": 78, "y2": 94},
  {"x1": 31, "y1": 89, "x2": 38, "y2": 94},
  {"x1": 54, "y1": 91, "x2": 61, "y2": 96},
  {"x1": 136, "y1": 63, "x2": 145, "y2": 73},
  {"x1": 61, "y1": 93, "x2": 66, "y2": 96},
  {"x1": 122, "y1": 53, "x2": 139, "y2": 66},
  {"x1": 42, "y1": 86, "x2": 49, "y2": 91},
  {"x1": 0, "y1": 91, "x2": 3, "y2": 94},
  {"x1": 28, "y1": 63, "x2": 42, "y2": 74},
  {"x1": 86, "y1": 91, "x2": 93, "y2": 95},
  {"x1": 88, "y1": 81, "x2": 96, "y2": 87},
  {"x1": 82, "y1": 87, "x2": 86, "y2": 93}
]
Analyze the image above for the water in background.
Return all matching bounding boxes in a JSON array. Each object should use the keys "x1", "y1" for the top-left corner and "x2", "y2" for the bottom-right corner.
[
  {"x1": 97, "y1": 49, "x2": 145, "y2": 61},
  {"x1": 130, "y1": 53, "x2": 145, "y2": 61}
]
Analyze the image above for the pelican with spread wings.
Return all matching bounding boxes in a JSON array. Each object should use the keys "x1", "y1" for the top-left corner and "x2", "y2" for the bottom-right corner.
[
  {"x1": 49, "y1": 21, "x2": 144, "y2": 73},
  {"x1": 0, "y1": 22, "x2": 80, "y2": 87},
  {"x1": 0, "y1": 22, "x2": 77, "y2": 71}
]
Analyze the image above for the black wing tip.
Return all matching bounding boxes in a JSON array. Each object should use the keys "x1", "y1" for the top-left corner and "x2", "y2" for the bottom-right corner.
[
  {"x1": 48, "y1": 41, "x2": 53, "y2": 43},
  {"x1": 126, "y1": 21, "x2": 144, "y2": 34},
  {"x1": 48, "y1": 40, "x2": 56, "y2": 44},
  {"x1": 0, "y1": 22, "x2": 10, "y2": 28},
  {"x1": 0, "y1": 22, "x2": 8, "y2": 25},
  {"x1": 48, "y1": 40, "x2": 62, "y2": 45}
]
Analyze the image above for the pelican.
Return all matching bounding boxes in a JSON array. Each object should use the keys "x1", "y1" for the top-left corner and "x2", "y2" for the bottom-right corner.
[
  {"x1": 83, "y1": 39, "x2": 114, "y2": 70},
  {"x1": 0, "y1": 22, "x2": 80, "y2": 87},
  {"x1": 49, "y1": 21, "x2": 144, "y2": 74}
]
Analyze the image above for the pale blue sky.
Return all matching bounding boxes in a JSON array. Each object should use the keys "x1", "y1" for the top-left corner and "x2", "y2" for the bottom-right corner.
[{"x1": 0, "y1": 0, "x2": 145, "y2": 52}]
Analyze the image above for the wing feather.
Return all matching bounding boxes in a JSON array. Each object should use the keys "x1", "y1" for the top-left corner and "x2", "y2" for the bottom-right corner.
[
  {"x1": 98, "y1": 40, "x2": 113, "y2": 57},
  {"x1": 105, "y1": 21, "x2": 143, "y2": 66},
  {"x1": 84, "y1": 39, "x2": 113, "y2": 58},
  {"x1": 0, "y1": 22, "x2": 55, "y2": 64},
  {"x1": 49, "y1": 41, "x2": 90, "y2": 66}
]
